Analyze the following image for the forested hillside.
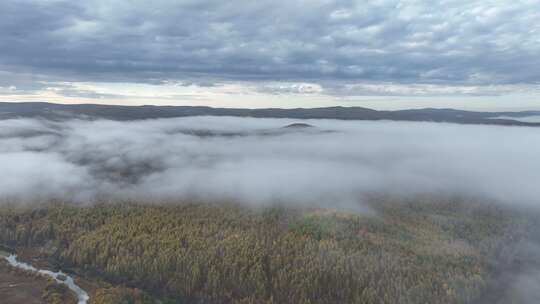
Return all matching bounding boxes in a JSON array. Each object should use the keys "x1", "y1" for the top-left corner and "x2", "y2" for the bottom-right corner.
[
  {"x1": 1, "y1": 102, "x2": 540, "y2": 126},
  {"x1": 0, "y1": 197, "x2": 537, "y2": 304}
]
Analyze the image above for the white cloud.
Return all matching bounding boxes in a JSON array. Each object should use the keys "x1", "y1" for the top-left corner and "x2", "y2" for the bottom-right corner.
[
  {"x1": 334, "y1": 83, "x2": 540, "y2": 96},
  {"x1": 0, "y1": 116, "x2": 539, "y2": 208}
]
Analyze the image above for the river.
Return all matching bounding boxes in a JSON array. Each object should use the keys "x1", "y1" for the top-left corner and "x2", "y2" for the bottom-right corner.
[{"x1": 3, "y1": 254, "x2": 89, "y2": 304}]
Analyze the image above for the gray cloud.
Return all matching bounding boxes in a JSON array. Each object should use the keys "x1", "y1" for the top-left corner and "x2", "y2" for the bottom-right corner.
[
  {"x1": 0, "y1": 116, "x2": 539, "y2": 209},
  {"x1": 0, "y1": 0, "x2": 539, "y2": 91}
]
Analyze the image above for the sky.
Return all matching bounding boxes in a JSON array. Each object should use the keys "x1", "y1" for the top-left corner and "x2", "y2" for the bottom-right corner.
[{"x1": 0, "y1": 0, "x2": 539, "y2": 110}]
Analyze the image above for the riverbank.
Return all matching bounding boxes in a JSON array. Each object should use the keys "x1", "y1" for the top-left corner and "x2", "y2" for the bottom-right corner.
[
  {"x1": 0, "y1": 248, "x2": 157, "y2": 304},
  {"x1": 0, "y1": 251, "x2": 77, "y2": 304},
  {"x1": 0, "y1": 259, "x2": 50, "y2": 303},
  {"x1": 4, "y1": 254, "x2": 89, "y2": 303}
]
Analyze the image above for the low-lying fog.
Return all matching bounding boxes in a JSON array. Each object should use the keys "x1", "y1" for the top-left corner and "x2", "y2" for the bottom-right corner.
[{"x1": 0, "y1": 116, "x2": 539, "y2": 208}]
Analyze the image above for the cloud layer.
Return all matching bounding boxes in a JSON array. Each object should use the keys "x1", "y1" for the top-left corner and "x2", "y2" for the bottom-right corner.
[
  {"x1": 0, "y1": 116, "x2": 539, "y2": 209},
  {"x1": 0, "y1": 0, "x2": 539, "y2": 104}
]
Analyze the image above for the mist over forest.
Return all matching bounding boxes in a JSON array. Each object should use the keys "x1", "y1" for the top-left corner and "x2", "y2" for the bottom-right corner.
[
  {"x1": 1, "y1": 116, "x2": 539, "y2": 303},
  {"x1": 1, "y1": 116, "x2": 539, "y2": 209}
]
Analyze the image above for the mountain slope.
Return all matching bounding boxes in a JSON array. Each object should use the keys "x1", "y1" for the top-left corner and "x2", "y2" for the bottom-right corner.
[{"x1": 1, "y1": 102, "x2": 539, "y2": 126}]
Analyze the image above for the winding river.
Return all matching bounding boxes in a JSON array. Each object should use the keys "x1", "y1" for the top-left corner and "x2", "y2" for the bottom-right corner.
[{"x1": 3, "y1": 254, "x2": 89, "y2": 304}]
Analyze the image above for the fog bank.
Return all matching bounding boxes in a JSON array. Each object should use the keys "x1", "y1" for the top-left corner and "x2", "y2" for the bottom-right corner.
[{"x1": 0, "y1": 116, "x2": 538, "y2": 208}]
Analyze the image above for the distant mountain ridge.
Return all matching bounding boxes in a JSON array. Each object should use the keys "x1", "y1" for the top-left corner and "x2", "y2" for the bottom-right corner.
[{"x1": 1, "y1": 102, "x2": 539, "y2": 126}]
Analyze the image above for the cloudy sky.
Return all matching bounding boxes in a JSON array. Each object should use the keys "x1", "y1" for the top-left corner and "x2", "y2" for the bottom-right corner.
[{"x1": 1, "y1": 0, "x2": 539, "y2": 110}]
